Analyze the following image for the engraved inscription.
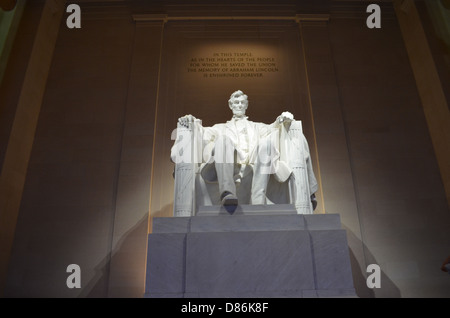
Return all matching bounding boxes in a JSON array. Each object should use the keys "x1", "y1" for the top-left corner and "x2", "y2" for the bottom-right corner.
[{"x1": 187, "y1": 52, "x2": 279, "y2": 78}]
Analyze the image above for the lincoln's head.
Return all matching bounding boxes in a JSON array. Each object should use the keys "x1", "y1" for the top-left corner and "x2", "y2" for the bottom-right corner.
[{"x1": 228, "y1": 90, "x2": 248, "y2": 118}]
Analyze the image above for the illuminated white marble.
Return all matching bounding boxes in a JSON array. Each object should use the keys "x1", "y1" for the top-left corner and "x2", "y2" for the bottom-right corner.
[{"x1": 171, "y1": 90, "x2": 318, "y2": 216}]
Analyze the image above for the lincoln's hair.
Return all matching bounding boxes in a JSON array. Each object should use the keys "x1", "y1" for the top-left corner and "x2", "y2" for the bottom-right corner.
[{"x1": 228, "y1": 90, "x2": 248, "y2": 107}]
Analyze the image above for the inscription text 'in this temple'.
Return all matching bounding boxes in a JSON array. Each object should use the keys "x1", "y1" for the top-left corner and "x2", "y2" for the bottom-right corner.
[{"x1": 187, "y1": 52, "x2": 279, "y2": 78}]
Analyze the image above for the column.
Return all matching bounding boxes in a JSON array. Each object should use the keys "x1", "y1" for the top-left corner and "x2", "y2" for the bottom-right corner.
[
  {"x1": 107, "y1": 14, "x2": 166, "y2": 297},
  {"x1": 296, "y1": 14, "x2": 370, "y2": 297},
  {"x1": 0, "y1": 0, "x2": 65, "y2": 296},
  {"x1": 394, "y1": 0, "x2": 450, "y2": 208}
]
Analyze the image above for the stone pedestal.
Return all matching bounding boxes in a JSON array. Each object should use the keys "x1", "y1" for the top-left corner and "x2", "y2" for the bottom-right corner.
[{"x1": 144, "y1": 205, "x2": 356, "y2": 298}]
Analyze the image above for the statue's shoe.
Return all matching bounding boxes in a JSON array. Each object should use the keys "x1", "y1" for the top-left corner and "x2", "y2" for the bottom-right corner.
[{"x1": 221, "y1": 193, "x2": 238, "y2": 207}]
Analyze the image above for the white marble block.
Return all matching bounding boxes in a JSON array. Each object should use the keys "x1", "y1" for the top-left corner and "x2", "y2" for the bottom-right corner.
[{"x1": 145, "y1": 205, "x2": 356, "y2": 298}]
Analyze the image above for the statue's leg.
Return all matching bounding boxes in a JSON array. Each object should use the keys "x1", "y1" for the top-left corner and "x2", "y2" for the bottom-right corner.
[
  {"x1": 215, "y1": 163, "x2": 236, "y2": 197},
  {"x1": 214, "y1": 134, "x2": 238, "y2": 204},
  {"x1": 250, "y1": 138, "x2": 273, "y2": 205},
  {"x1": 251, "y1": 164, "x2": 270, "y2": 204}
]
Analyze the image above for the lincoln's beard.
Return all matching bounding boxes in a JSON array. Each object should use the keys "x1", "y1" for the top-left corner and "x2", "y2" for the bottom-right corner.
[{"x1": 231, "y1": 108, "x2": 247, "y2": 118}]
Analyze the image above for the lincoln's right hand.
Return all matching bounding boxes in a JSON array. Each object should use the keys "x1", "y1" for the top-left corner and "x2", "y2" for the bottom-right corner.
[{"x1": 178, "y1": 114, "x2": 197, "y2": 128}]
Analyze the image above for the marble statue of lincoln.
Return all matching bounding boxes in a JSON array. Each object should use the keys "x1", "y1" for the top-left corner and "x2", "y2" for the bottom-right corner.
[{"x1": 177, "y1": 90, "x2": 310, "y2": 208}]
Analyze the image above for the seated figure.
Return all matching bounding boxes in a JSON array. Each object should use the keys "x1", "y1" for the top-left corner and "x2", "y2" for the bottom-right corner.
[{"x1": 171, "y1": 90, "x2": 318, "y2": 216}]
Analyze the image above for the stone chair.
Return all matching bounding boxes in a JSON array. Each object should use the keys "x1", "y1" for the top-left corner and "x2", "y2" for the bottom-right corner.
[{"x1": 171, "y1": 120, "x2": 318, "y2": 216}]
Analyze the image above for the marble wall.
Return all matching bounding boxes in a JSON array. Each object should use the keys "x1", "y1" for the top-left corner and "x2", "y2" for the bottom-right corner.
[{"x1": 329, "y1": 13, "x2": 450, "y2": 297}]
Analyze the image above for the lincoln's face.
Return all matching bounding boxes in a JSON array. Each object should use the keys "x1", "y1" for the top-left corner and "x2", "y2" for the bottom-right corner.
[{"x1": 229, "y1": 96, "x2": 248, "y2": 118}]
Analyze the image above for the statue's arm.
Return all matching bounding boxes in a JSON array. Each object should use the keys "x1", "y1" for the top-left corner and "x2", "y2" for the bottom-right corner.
[
  {"x1": 178, "y1": 114, "x2": 198, "y2": 128},
  {"x1": 171, "y1": 114, "x2": 203, "y2": 164},
  {"x1": 277, "y1": 111, "x2": 294, "y2": 124},
  {"x1": 269, "y1": 111, "x2": 294, "y2": 129}
]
